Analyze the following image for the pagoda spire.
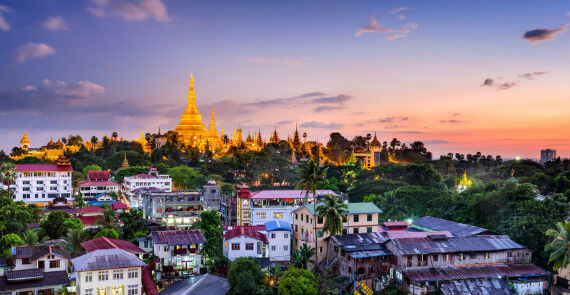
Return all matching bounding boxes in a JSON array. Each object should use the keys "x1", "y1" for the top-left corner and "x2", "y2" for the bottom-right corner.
[
  {"x1": 120, "y1": 152, "x2": 129, "y2": 169},
  {"x1": 269, "y1": 126, "x2": 280, "y2": 144}
]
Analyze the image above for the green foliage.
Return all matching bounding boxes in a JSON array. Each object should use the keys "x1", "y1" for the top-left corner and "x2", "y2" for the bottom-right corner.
[
  {"x1": 66, "y1": 228, "x2": 88, "y2": 257},
  {"x1": 94, "y1": 228, "x2": 119, "y2": 239},
  {"x1": 114, "y1": 166, "x2": 148, "y2": 183},
  {"x1": 227, "y1": 257, "x2": 263, "y2": 295},
  {"x1": 316, "y1": 195, "x2": 348, "y2": 236},
  {"x1": 221, "y1": 183, "x2": 236, "y2": 196},
  {"x1": 41, "y1": 211, "x2": 69, "y2": 239},
  {"x1": 291, "y1": 244, "x2": 315, "y2": 269},
  {"x1": 0, "y1": 234, "x2": 22, "y2": 257},
  {"x1": 82, "y1": 164, "x2": 102, "y2": 179},
  {"x1": 277, "y1": 268, "x2": 318, "y2": 295},
  {"x1": 75, "y1": 193, "x2": 87, "y2": 208},
  {"x1": 62, "y1": 218, "x2": 83, "y2": 232},
  {"x1": 199, "y1": 210, "x2": 223, "y2": 261},
  {"x1": 119, "y1": 210, "x2": 148, "y2": 242},
  {"x1": 96, "y1": 209, "x2": 119, "y2": 229},
  {"x1": 20, "y1": 229, "x2": 41, "y2": 246},
  {"x1": 167, "y1": 166, "x2": 204, "y2": 189}
]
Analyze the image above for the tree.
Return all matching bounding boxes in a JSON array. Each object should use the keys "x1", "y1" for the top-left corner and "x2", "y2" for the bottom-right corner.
[
  {"x1": 0, "y1": 163, "x2": 17, "y2": 196},
  {"x1": 167, "y1": 166, "x2": 204, "y2": 190},
  {"x1": 297, "y1": 159, "x2": 328, "y2": 264},
  {"x1": 114, "y1": 166, "x2": 148, "y2": 183},
  {"x1": 94, "y1": 228, "x2": 119, "y2": 239},
  {"x1": 119, "y1": 210, "x2": 148, "y2": 241},
  {"x1": 41, "y1": 211, "x2": 69, "y2": 239},
  {"x1": 62, "y1": 218, "x2": 83, "y2": 232},
  {"x1": 316, "y1": 195, "x2": 348, "y2": 237},
  {"x1": 96, "y1": 209, "x2": 119, "y2": 229},
  {"x1": 20, "y1": 229, "x2": 41, "y2": 246},
  {"x1": 227, "y1": 257, "x2": 263, "y2": 295},
  {"x1": 291, "y1": 244, "x2": 315, "y2": 269},
  {"x1": 221, "y1": 183, "x2": 236, "y2": 196},
  {"x1": 546, "y1": 221, "x2": 570, "y2": 271},
  {"x1": 0, "y1": 195, "x2": 35, "y2": 235},
  {"x1": 278, "y1": 268, "x2": 318, "y2": 295},
  {"x1": 199, "y1": 211, "x2": 223, "y2": 262},
  {"x1": 0, "y1": 234, "x2": 22, "y2": 257},
  {"x1": 82, "y1": 164, "x2": 102, "y2": 179},
  {"x1": 66, "y1": 228, "x2": 88, "y2": 257},
  {"x1": 75, "y1": 193, "x2": 86, "y2": 208}
]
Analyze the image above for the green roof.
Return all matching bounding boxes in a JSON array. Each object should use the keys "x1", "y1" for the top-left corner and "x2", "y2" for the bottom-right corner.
[{"x1": 304, "y1": 202, "x2": 382, "y2": 215}]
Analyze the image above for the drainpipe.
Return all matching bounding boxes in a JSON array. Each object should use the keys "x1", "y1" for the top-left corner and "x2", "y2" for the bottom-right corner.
[{"x1": 353, "y1": 257, "x2": 358, "y2": 293}]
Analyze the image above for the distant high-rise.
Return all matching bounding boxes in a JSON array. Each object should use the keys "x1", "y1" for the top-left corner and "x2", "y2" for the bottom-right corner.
[{"x1": 540, "y1": 149, "x2": 557, "y2": 164}]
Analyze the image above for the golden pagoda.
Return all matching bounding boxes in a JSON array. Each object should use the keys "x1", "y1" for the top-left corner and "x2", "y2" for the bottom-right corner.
[
  {"x1": 20, "y1": 132, "x2": 30, "y2": 151},
  {"x1": 120, "y1": 152, "x2": 129, "y2": 169}
]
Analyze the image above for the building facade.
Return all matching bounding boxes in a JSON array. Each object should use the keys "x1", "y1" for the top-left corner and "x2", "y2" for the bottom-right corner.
[
  {"x1": 10, "y1": 158, "x2": 73, "y2": 207},
  {"x1": 142, "y1": 191, "x2": 204, "y2": 228},
  {"x1": 223, "y1": 225, "x2": 268, "y2": 262},
  {"x1": 123, "y1": 166, "x2": 172, "y2": 198},
  {"x1": 77, "y1": 171, "x2": 119, "y2": 201},
  {"x1": 541, "y1": 149, "x2": 557, "y2": 164},
  {"x1": 265, "y1": 221, "x2": 292, "y2": 262},
  {"x1": 151, "y1": 230, "x2": 206, "y2": 278},
  {"x1": 202, "y1": 181, "x2": 221, "y2": 211}
]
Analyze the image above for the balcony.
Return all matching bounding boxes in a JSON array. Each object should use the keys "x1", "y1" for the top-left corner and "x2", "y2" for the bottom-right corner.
[{"x1": 174, "y1": 249, "x2": 187, "y2": 255}]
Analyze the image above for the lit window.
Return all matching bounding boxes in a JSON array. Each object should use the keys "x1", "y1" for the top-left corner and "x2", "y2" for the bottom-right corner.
[
  {"x1": 111, "y1": 286, "x2": 124, "y2": 295},
  {"x1": 257, "y1": 213, "x2": 266, "y2": 219},
  {"x1": 274, "y1": 212, "x2": 283, "y2": 219}
]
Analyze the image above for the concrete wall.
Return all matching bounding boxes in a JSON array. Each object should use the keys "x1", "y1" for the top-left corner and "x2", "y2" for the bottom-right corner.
[
  {"x1": 267, "y1": 230, "x2": 291, "y2": 261},
  {"x1": 76, "y1": 268, "x2": 142, "y2": 295}
]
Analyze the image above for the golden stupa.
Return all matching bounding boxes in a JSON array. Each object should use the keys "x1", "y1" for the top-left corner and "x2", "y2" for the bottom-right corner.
[{"x1": 174, "y1": 73, "x2": 220, "y2": 148}]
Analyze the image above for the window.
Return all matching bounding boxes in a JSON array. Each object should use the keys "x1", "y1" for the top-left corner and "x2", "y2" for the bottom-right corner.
[
  {"x1": 84, "y1": 289, "x2": 93, "y2": 295},
  {"x1": 407, "y1": 256, "x2": 412, "y2": 267},
  {"x1": 50, "y1": 180, "x2": 57, "y2": 184},
  {"x1": 354, "y1": 215, "x2": 359, "y2": 222},
  {"x1": 367, "y1": 214, "x2": 372, "y2": 222},
  {"x1": 127, "y1": 285, "x2": 139, "y2": 295},
  {"x1": 231, "y1": 243, "x2": 240, "y2": 250},
  {"x1": 507, "y1": 251, "x2": 513, "y2": 257},
  {"x1": 342, "y1": 229, "x2": 347, "y2": 235},
  {"x1": 22, "y1": 258, "x2": 30, "y2": 264},
  {"x1": 295, "y1": 213, "x2": 298, "y2": 220},
  {"x1": 257, "y1": 212, "x2": 266, "y2": 219},
  {"x1": 317, "y1": 216, "x2": 323, "y2": 224},
  {"x1": 23, "y1": 181, "x2": 30, "y2": 185},
  {"x1": 271, "y1": 233, "x2": 276, "y2": 239},
  {"x1": 113, "y1": 269, "x2": 124, "y2": 280},
  {"x1": 459, "y1": 253, "x2": 465, "y2": 260},
  {"x1": 306, "y1": 215, "x2": 309, "y2": 222},
  {"x1": 23, "y1": 193, "x2": 30, "y2": 198},
  {"x1": 271, "y1": 245, "x2": 276, "y2": 251},
  {"x1": 274, "y1": 212, "x2": 283, "y2": 219},
  {"x1": 342, "y1": 215, "x2": 347, "y2": 223},
  {"x1": 284, "y1": 245, "x2": 288, "y2": 251},
  {"x1": 295, "y1": 225, "x2": 298, "y2": 232},
  {"x1": 50, "y1": 260, "x2": 60, "y2": 268},
  {"x1": 242, "y1": 211, "x2": 251, "y2": 218},
  {"x1": 98, "y1": 271, "x2": 109, "y2": 281},
  {"x1": 367, "y1": 227, "x2": 372, "y2": 233},
  {"x1": 246, "y1": 243, "x2": 254, "y2": 250},
  {"x1": 317, "y1": 230, "x2": 323, "y2": 237},
  {"x1": 37, "y1": 181, "x2": 44, "y2": 184},
  {"x1": 85, "y1": 272, "x2": 93, "y2": 282},
  {"x1": 284, "y1": 233, "x2": 289, "y2": 239},
  {"x1": 433, "y1": 254, "x2": 438, "y2": 262},
  {"x1": 485, "y1": 252, "x2": 490, "y2": 259},
  {"x1": 111, "y1": 286, "x2": 123, "y2": 295},
  {"x1": 127, "y1": 268, "x2": 138, "y2": 279},
  {"x1": 353, "y1": 228, "x2": 359, "y2": 234},
  {"x1": 445, "y1": 254, "x2": 450, "y2": 261},
  {"x1": 319, "y1": 247, "x2": 323, "y2": 253}
]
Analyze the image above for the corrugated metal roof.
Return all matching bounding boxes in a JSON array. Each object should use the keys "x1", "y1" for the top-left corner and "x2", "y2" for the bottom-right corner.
[
  {"x1": 405, "y1": 264, "x2": 550, "y2": 283},
  {"x1": 152, "y1": 230, "x2": 206, "y2": 245},
  {"x1": 264, "y1": 221, "x2": 292, "y2": 232},
  {"x1": 223, "y1": 226, "x2": 267, "y2": 243},
  {"x1": 250, "y1": 190, "x2": 339, "y2": 200},
  {"x1": 0, "y1": 270, "x2": 69, "y2": 291},
  {"x1": 81, "y1": 237, "x2": 146, "y2": 254},
  {"x1": 305, "y1": 202, "x2": 382, "y2": 215},
  {"x1": 331, "y1": 232, "x2": 390, "y2": 247},
  {"x1": 348, "y1": 249, "x2": 391, "y2": 259},
  {"x1": 390, "y1": 235, "x2": 524, "y2": 255},
  {"x1": 440, "y1": 278, "x2": 516, "y2": 295},
  {"x1": 71, "y1": 249, "x2": 146, "y2": 272},
  {"x1": 412, "y1": 216, "x2": 499, "y2": 237}
]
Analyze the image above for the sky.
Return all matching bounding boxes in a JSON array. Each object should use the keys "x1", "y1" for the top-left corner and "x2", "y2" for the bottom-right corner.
[{"x1": 0, "y1": 0, "x2": 569, "y2": 159}]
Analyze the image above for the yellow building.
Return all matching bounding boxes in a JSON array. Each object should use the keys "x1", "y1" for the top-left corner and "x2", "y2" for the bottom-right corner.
[{"x1": 10, "y1": 133, "x2": 83, "y2": 162}]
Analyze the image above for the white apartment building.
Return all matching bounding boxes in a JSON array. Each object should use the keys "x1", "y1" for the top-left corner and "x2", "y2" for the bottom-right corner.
[
  {"x1": 77, "y1": 171, "x2": 119, "y2": 201},
  {"x1": 10, "y1": 161, "x2": 73, "y2": 207},
  {"x1": 265, "y1": 221, "x2": 292, "y2": 262},
  {"x1": 123, "y1": 166, "x2": 172, "y2": 207},
  {"x1": 151, "y1": 230, "x2": 206, "y2": 278},
  {"x1": 72, "y1": 249, "x2": 146, "y2": 295}
]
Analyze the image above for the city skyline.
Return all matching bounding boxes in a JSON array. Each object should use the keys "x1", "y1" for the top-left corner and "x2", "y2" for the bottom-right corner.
[{"x1": 0, "y1": 0, "x2": 569, "y2": 158}]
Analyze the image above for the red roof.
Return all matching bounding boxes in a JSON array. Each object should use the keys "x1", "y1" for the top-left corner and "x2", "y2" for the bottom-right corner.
[
  {"x1": 75, "y1": 216, "x2": 104, "y2": 225},
  {"x1": 77, "y1": 206, "x2": 104, "y2": 213},
  {"x1": 111, "y1": 202, "x2": 129, "y2": 211},
  {"x1": 15, "y1": 164, "x2": 73, "y2": 172},
  {"x1": 87, "y1": 171, "x2": 110, "y2": 180},
  {"x1": 81, "y1": 237, "x2": 145, "y2": 254},
  {"x1": 383, "y1": 221, "x2": 409, "y2": 227},
  {"x1": 78, "y1": 180, "x2": 119, "y2": 187},
  {"x1": 142, "y1": 266, "x2": 159, "y2": 295},
  {"x1": 223, "y1": 225, "x2": 267, "y2": 243}
]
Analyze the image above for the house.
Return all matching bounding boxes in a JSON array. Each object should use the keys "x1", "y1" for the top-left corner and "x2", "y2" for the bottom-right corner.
[
  {"x1": 77, "y1": 171, "x2": 119, "y2": 201},
  {"x1": 81, "y1": 237, "x2": 146, "y2": 256},
  {"x1": 74, "y1": 206, "x2": 104, "y2": 230},
  {"x1": 236, "y1": 186, "x2": 342, "y2": 226},
  {"x1": 223, "y1": 225, "x2": 268, "y2": 262},
  {"x1": 142, "y1": 191, "x2": 204, "y2": 228},
  {"x1": 551, "y1": 264, "x2": 570, "y2": 295},
  {"x1": 151, "y1": 230, "x2": 206, "y2": 278},
  {"x1": 265, "y1": 221, "x2": 292, "y2": 262},
  {"x1": 86, "y1": 193, "x2": 115, "y2": 207},
  {"x1": 292, "y1": 202, "x2": 382, "y2": 262},
  {"x1": 111, "y1": 202, "x2": 129, "y2": 213},
  {"x1": 385, "y1": 234, "x2": 550, "y2": 295},
  {"x1": 411, "y1": 216, "x2": 500, "y2": 237},
  {"x1": 0, "y1": 245, "x2": 70, "y2": 295},
  {"x1": 123, "y1": 165, "x2": 172, "y2": 200},
  {"x1": 8, "y1": 157, "x2": 73, "y2": 207},
  {"x1": 71, "y1": 248, "x2": 154, "y2": 295}
]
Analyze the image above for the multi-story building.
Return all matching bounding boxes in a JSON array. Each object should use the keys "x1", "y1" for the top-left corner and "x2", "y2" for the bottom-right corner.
[
  {"x1": 9, "y1": 156, "x2": 73, "y2": 207},
  {"x1": 202, "y1": 181, "x2": 221, "y2": 211},
  {"x1": 72, "y1": 249, "x2": 149, "y2": 295},
  {"x1": 265, "y1": 221, "x2": 292, "y2": 262},
  {"x1": 123, "y1": 165, "x2": 172, "y2": 198},
  {"x1": 142, "y1": 191, "x2": 204, "y2": 228},
  {"x1": 74, "y1": 205, "x2": 104, "y2": 230},
  {"x1": 151, "y1": 230, "x2": 206, "y2": 278},
  {"x1": 223, "y1": 225, "x2": 268, "y2": 262},
  {"x1": 292, "y1": 202, "x2": 382, "y2": 263},
  {"x1": 0, "y1": 245, "x2": 70, "y2": 295},
  {"x1": 236, "y1": 186, "x2": 341, "y2": 226},
  {"x1": 541, "y1": 149, "x2": 557, "y2": 164},
  {"x1": 77, "y1": 171, "x2": 119, "y2": 201}
]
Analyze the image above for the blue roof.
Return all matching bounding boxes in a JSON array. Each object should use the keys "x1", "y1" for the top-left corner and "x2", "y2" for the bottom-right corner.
[
  {"x1": 264, "y1": 221, "x2": 292, "y2": 232},
  {"x1": 87, "y1": 200, "x2": 114, "y2": 206}
]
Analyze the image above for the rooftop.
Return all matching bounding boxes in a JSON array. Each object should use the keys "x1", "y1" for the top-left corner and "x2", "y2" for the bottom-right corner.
[
  {"x1": 223, "y1": 226, "x2": 267, "y2": 243},
  {"x1": 75, "y1": 216, "x2": 104, "y2": 225},
  {"x1": 72, "y1": 249, "x2": 146, "y2": 272},
  {"x1": 77, "y1": 205, "x2": 104, "y2": 214},
  {"x1": 250, "y1": 190, "x2": 339, "y2": 200},
  {"x1": 78, "y1": 180, "x2": 119, "y2": 187},
  {"x1": 111, "y1": 202, "x2": 129, "y2": 211},
  {"x1": 389, "y1": 235, "x2": 525, "y2": 255},
  {"x1": 404, "y1": 264, "x2": 550, "y2": 283},
  {"x1": 0, "y1": 271, "x2": 69, "y2": 291},
  {"x1": 151, "y1": 230, "x2": 206, "y2": 245},
  {"x1": 15, "y1": 164, "x2": 73, "y2": 172},
  {"x1": 412, "y1": 216, "x2": 499, "y2": 237},
  {"x1": 81, "y1": 237, "x2": 146, "y2": 254},
  {"x1": 440, "y1": 278, "x2": 516, "y2": 295},
  {"x1": 264, "y1": 221, "x2": 292, "y2": 232},
  {"x1": 12, "y1": 245, "x2": 70, "y2": 261},
  {"x1": 302, "y1": 202, "x2": 382, "y2": 215}
]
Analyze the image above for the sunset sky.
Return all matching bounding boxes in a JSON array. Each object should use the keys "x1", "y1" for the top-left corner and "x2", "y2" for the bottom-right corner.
[{"x1": 0, "y1": 0, "x2": 569, "y2": 159}]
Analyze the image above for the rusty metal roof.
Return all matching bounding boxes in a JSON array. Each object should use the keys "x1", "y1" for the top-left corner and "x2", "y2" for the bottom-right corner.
[
  {"x1": 331, "y1": 232, "x2": 390, "y2": 248},
  {"x1": 152, "y1": 230, "x2": 206, "y2": 245},
  {"x1": 348, "y1": 249, "x2": 391, "y2": 259},
  {"x1": 405, "y1": 264, "x2": 550, "y2": 283},
  {"x1": 412, "y1": 216, "x2": 499, "y2": 237},
  {"x1": 389, "y1": 235, "x2": 524, "y2": 255},
  {"x1": 440, "y1": 278, "x2": 516, "y2": 295}
]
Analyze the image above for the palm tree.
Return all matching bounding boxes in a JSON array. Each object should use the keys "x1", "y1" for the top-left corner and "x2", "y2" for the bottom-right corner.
[
  {"x1": 20, "y1": 229, "x2": 41, "y2": 246},
  {"x1": 96, "y1": 209, "x2": 119, "y2": 230},
  {"x1": 0, "y1": 163, "x2": 17, "y2": 196},
  {"x1": 546, "y1": 221, "x2": 570, "y2": 271},
  {"x1": 297, "y1": 159, "x2": 328, "y2": 266},
  {"x1": 291, "y1": 244, "x2": 315, "y2": 269},
  {"x1": 316, "y1": 195, "x2": 348, "y2": 237},
  {"x1": 378, "y1": 191, "x2": 409, "y2": 222},
  {"x1": 66, "y1": 228, "x2": 88, "y2": 257}
]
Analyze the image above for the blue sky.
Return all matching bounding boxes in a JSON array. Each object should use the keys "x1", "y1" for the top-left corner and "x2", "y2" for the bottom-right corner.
[{"x1": 0, "y1": 0, "x2": 569, "y2": 158}]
